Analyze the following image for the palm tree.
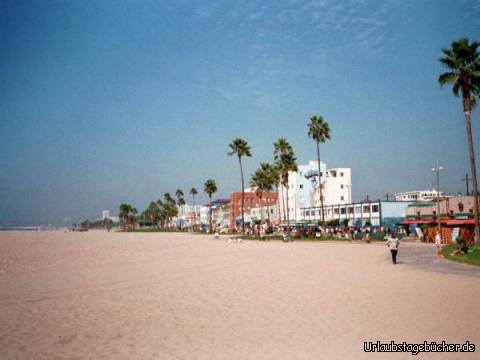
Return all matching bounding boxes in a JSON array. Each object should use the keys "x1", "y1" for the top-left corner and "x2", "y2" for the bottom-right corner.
[
  {"x1": 277, "y1": 142, "x2": 298, "y2": 238},
  {"x1": 190, "y1": 187, "x2": 198, "y2": 229},
  {"x1": 204, "y1": 179, "x2": 217, "y2": 233},
  {"x1": 274, "y1": 138, "x2": 293, "y2": 222},
  {"x1": 308, "y1": 115, "x2": 331, "y2": 231},
  {"x1": 250, "y1": 163, "x2": 276, "y2": 225},
  {"x1": 176, "y1": 189, "x2": 184, "y2": 202},
  {"x1": 119, "y1": 203, "x2": 138, "y2": 231},
  {"x1": 439, "y1": 37, "x2": 480, "y2": 246},
  {"x1": 227, "y1": 138, "x2": 252, "y2": 234}
]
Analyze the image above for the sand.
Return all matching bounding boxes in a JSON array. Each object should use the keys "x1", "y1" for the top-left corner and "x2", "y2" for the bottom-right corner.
[{"x1": 0, "y1": 230, "x2": 479, "y2": 359}]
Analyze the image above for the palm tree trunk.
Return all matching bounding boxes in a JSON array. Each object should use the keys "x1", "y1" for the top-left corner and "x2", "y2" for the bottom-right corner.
[
  {"x1": 209, "y1": 195, "x2": 212, "y2": 233},
  {"x1": 285, "y1": 174, "x2": 291, "y2": 238},
  {"x1": 275, "y1": 184, "x2": 280, "y2": 224},
  {"x1": 192, "y1": 195, "x2": 196, "y2": 231},
  {"x1": 464, "y1": 104, "x2": 480, "y2": 246},
  {"x1": 239, "y1": 155, "x2": 245, "y2": 234},
  {"x1": 316, "y1": 141, "x2": 326, "y2": 230},
  {"x1": 281, "y1": 181, "x2": 287, "y2": 221}
]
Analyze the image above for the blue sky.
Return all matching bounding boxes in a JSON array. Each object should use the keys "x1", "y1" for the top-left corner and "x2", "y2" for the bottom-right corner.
[{"x1": 1, "y1": 0, "x2": 479, "y2": 225}]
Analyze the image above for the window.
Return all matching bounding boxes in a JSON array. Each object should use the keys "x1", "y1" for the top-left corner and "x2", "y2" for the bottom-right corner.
[
  {"x1": 355, "y1": 206, "x2": 361, "y2": 213},
  {"x1": 348, "y1": 207, "x2": 353, "y2": 214},
  {"x1": 363, "y1": 205, "x2": 370, "y2": 213},
  {"x1": 340, "y1": 172, "x2": 344, "y2": 177},
  {"x1": 340, "y1": 196, "x2": 344, "y2": 201},
  {"x1": 334, "y1": 208, "x2": 339, "y2": 215},
  {"x1": 340, "y1": 184, "x2": 344, "y2": 189},
  {"x1": 299, "y1": 184, "x2": 304, "y2": 189},
  {"x1": 372, "y1": 205, "x2": 379, "y2": 212},
  {"x1": 340, "y1": 207, "x2": 346, "y2": 214}
]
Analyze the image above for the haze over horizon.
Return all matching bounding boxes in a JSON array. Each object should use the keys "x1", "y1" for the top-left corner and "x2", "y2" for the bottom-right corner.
[{"x1": 1, "y1": 0, "x2": 480, "y2": 226}]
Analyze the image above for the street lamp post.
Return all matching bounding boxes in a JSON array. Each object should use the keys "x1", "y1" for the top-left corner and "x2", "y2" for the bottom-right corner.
[{"x1": 432, "y1": 161, "x2": 444, "y2": 236}]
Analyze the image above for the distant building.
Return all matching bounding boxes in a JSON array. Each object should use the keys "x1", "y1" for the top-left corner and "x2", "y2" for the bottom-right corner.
[
  {"x1": 403, "y1": 195, "x2": 479, "y2": 244},
  {"x1": 301, "y1": 200, "x2": 413, "y2": 229},
  {"x1": 395, "y1": 189, "x2": 449, "y2": 202},
  {"x1": 102, "y1": 210, "x2": 110, "y2": 220},
  {"x1": 229, "y1": 191, "x2": 277, "y2": 230},
  {"x1": 101, "y1": 210, "x2": 119, "y2": 223},
  {"x1": 176, "y1": 204, "x2": 202, "y2": 228},
  {"x1": 278, "y1": 161, "x2": 352, "y2": 222}
]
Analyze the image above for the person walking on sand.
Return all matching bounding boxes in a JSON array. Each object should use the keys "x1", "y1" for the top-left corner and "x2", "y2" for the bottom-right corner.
[{"x1": 386, "y1": 232, "x2": 400, "y2": 264}]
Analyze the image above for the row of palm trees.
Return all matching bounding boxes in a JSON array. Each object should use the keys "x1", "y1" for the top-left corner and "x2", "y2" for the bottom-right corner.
[
  {"x1": 118, "y1": 37, "x2": 479, "y2": 246},
  {"x1": 227, "y1": 116, "x2": 330, "y2": 237}
]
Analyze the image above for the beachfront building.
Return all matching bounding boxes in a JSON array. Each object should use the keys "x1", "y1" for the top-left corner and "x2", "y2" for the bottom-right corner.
[
  {"x1": 300, "y1": 200, "x2": 412, "y2": 229},
  {"x1": 312, "y1": 168, "x2": 352, "y2": 207},
  {"x1": 402, "y1": 195, "x2": 479, "y2": 244},
  {"x1": 278, "y1": 161, "x2": 352, "y2": 222},
  {"x1": 211, "y1": 203, "x2": 231, "y2": 231},
  {"x1": 278, "y1": 161, "x2": 326, "y2": 223},
  {"x1": 175, "y1": 204, "x2": 202, "y2": 228},
  {"x1": 229, "y1": 190, "x2": 277, "y2": 231},
  {"x1": 249, "y1": 204, "x2": 277, "y2": 224},
  {"x1": 395, "y1": 189, "x2": 449, "y2": 202},
  {"x1": 199, "y1": 199, "x2": 230, "y2": 230}
]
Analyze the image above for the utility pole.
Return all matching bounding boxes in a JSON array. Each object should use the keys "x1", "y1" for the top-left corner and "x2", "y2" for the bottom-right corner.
[
  {"x1": 461, "y1": 173, "x2": 471, "y2": 195},
  {"x1": 384, "y1": 192, "x2": 391, "y2": 201},
  {"x1": 432, "y1": 161, "x2": 444, "y2": 236}
]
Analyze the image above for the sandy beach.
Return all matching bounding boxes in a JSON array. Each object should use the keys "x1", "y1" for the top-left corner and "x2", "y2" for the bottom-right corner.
[{"x1": 0, "y1": 230, "x2": 479, "y2": 359}]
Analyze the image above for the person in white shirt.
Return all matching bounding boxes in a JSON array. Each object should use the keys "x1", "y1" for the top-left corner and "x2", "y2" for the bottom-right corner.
[
  {"x1": 386, "y1": 232, "x2": 400, "y2": 264},
  {"x1": 435, "y1": 231, "x2": 442, "y2": 249}
]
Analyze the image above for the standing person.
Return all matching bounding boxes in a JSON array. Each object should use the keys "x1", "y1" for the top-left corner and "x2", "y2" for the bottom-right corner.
[
  {"x1": 435, "y1": 231, "x2": 442, "y2": 257},
  {"x1": 386, "y1": 232, "x2": 400, "y2": 264}
]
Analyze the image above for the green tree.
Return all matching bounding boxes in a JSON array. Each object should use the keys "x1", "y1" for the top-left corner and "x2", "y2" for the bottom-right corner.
[
  {"x1": 204, "y1": 179, "x2": 217, "y2": 233},
  {"x1": 276, "y1": 141, "x2": 298, "y2": 238},
  {"x1": 308, "y1": 115, "x2": 331, "y2": 231},
  {"x1": 250, "y1": 163, "x2": 276, "y2": 224},
  {"x1": 274, "y1": 138, "x2": 293, "y2": 222},
  {"x1": 439, "y1": 37, "x2": 480, "y2": 246},
  {"x1": 227, "y1": 138, "x2": 252, "y2": 234},
  {"x1": 119, "y1": 203, "x2": 138, "y2": 231}
]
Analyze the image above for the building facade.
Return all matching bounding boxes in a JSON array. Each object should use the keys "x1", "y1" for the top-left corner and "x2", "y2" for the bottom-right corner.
[
  {"x1": 278, "y1": 161, "x2": 351, "y2": 222},
  {"x1": 301, "y1": 200, "x2": 412, "y2": 229},
  {"x1": 395, "y1": 189, "x2": 448, "y2": 202},
  {"x1": 229, "y1": 190, "x2": 277, "y2": 230}
]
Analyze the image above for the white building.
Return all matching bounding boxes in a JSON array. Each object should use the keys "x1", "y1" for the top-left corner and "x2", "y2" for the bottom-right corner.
[
  {"x1": 102, "y1": 210, "x2": 110, "y2": 220},
  {"x1": 249, "y1": 204, "x2": 277, "y2": 223},
  {"x1": 175, "y1": 204, "x2": 202, "y2": 228},
  {"x1": 301, "y1": 200, "x2": 412, "y2": 229},
  {"x1": 279, "y1": 161, "x2": 352, "y2": 222},
  {"x1": 313, "y1": 168, "x2": 352, "y2": 207},
  {"x1": 395, "y1": 189, "x2": 449, "y2": 202}
]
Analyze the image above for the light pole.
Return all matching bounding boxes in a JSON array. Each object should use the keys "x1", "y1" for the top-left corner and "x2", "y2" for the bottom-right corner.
[{"x1": 432, "y1": 161, "x2": 444, "y2": 236}]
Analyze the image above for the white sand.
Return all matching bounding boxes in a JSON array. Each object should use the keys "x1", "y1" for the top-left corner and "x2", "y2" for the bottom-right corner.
[{"x1": 0, "y1": 231, "x2": 479, "y2": 359}]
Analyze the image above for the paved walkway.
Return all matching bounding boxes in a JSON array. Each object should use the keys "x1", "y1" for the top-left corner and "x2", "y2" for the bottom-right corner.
[{"x1": 392, "y1": 241, "x2": 480, "y2": 277}]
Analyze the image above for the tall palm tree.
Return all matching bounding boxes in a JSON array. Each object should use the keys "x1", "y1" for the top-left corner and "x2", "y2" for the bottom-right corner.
[
  {"x1": 119, "y1": 203, "x2": 137, "y2": 231},
  {"x1": 439, "y1": 37, "x2": 480, "y2": 246},
  {"x1": 204, "y1": 179, "x2": 217, "y2": 233},
  {"x1": 274, "y1": 138, "x2": 293, "y2": 222},
  {"x1": 277, "y1": 143, "x2": 298, "y2": 238},
  {"x1": 190, "y1": 187, "x2": 198, "y2": 229},
  {"x1": 227, "y1": 138, "x2": 252, "y2": 234},
  {"x1": 308, "y1": 115, "x2": 331, "y2": 231}
]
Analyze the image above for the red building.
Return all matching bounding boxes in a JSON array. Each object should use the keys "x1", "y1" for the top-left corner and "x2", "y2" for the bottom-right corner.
[{"x1": 229, "y1": 191, "x2": 277, "y2": 230}]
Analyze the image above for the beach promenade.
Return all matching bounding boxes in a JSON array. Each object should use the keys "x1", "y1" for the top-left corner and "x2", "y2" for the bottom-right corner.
[{"x1": 0, "y1": 231, "x2": 479, "y2": 359}]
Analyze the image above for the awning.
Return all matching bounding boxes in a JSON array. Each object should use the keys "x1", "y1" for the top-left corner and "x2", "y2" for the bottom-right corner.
[
  {"x1": 443, "y1": 219, "x2": 475, "y2": 226},
  {"x1": 401, "y1": 219, "x2": 435, "y2": 225}
]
